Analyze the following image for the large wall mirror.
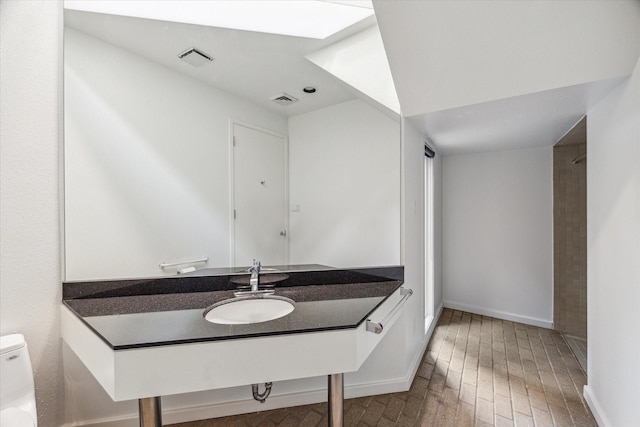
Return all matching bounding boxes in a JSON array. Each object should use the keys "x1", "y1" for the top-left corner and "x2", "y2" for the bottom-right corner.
[{"x1": 63, "y1": 1, "x2": 401, "y2": 281}]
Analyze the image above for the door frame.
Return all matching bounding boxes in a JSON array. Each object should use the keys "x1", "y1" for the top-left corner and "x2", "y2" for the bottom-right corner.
[
  {"x1": 424, "y1": 154, "x2": 435, "y2": 332},
  {"x1": 228, "y1": 119, "x2": 289, "y2": 267}
]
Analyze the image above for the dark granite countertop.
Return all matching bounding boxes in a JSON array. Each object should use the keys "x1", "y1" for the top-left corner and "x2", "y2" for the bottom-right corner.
[{"x1": 63, "y1": 266, "x2": 404, "y2": 350}]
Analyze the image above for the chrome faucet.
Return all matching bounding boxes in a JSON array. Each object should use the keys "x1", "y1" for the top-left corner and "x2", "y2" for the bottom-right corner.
[
  {"x1": 249, "y1": 260, "x2": 262, "y2": 292},
  {"x1": 233, "y1": 260, "x2": 274, "y2": 297}
]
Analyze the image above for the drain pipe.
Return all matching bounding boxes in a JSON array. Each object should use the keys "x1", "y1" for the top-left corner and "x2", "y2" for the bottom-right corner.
[{"x1": 252, "y1": 382, "x2": 273, "y2": 403}]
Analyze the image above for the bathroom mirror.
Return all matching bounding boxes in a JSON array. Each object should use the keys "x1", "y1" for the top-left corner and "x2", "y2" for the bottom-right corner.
[{"x1": 63, "y1": 2, "x2": 401, "y2": 281}]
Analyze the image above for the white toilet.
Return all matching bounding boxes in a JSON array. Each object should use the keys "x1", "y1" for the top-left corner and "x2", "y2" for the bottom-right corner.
[{"x1": 0, "y1": 334, "x2": 38, "y2": 427}]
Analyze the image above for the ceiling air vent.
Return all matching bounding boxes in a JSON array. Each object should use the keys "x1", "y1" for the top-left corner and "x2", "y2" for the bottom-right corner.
[
  {"x1": 270, "y1": 93, "x2": 299, "y2": 106},
  {"x1": 178, "y1": 47, "x2": 213, "y2": 67}
]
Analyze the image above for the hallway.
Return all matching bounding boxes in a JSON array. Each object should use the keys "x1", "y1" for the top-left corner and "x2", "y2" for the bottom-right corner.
[{"x1": 171, "y1": 309, "x2": 595, "y2": 426}]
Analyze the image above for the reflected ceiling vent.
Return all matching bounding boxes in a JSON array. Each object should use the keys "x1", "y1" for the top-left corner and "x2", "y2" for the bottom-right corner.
[
  {"x1": 270, "y1": 93, "x2": 299, "y2": 106},
  {"x1": 178, "y1": 47, "x2": 213, "y2": 67}
]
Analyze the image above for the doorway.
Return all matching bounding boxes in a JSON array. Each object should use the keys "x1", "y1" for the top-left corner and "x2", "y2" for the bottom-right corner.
[
  {"x1": 230, "y1": 121, "x2": 288, "y2": 267},
  {"x1": 553, "y1": 116, "x2": 587, "y2": 373}
]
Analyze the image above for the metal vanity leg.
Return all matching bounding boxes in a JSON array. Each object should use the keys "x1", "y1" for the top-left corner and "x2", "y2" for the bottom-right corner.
[
  {"x1": 328, "y1": 373, "x2": 344, "y2": 427},
  {"x1": 139, "y1": 397, "x2": 162, "y2": 427}
]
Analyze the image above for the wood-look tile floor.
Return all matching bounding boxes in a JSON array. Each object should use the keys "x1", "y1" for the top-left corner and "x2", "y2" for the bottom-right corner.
[{"x1": 169, "y1": 309, "x2": 596, "y2": 426}]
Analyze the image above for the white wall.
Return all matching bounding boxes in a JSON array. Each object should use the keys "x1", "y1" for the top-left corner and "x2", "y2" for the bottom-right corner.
[
  {"x1": 400, "y1": 118, "x2": 444, "y2": 371},
  {"x1": 442, "y1": 147, "x2": 553, "y2": 327},
  {"x1": 584, "y1": 58, "x2": 640, "y2": 427},
  {"x1": 65, "y1": 28, "x2": 288, "y2": 280},
  {"x1": 0, "y1": 1, "x2": 63, "y2": 426},
  {"x1": 288, "y1": 99, "x2": 401, "y2": 267}
]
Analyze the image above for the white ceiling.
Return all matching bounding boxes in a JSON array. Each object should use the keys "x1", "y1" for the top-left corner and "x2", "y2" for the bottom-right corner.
[
  {"x1": 64, "y1": 9, "x2": 377, "y2": 117},
  {"x1": 411, "y1": 77, "x2": 625, "y2": 155}
]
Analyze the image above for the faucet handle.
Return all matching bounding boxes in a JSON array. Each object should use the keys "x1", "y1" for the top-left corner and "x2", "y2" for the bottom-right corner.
[{"x1": 251, "y1": 259, "x2": 262, "y2": 272}]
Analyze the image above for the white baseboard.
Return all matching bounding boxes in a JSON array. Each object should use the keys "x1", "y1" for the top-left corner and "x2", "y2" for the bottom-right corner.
[
  {"x1": 432, "y1": 302, "x2": 444, "y2": 336},
  {"x1": 62, "y1": 305, "x2": 447, "y2": 427},
  {"x1": 403, "y1": 301, "x2": 444, "y2": 392},
  {"x1": 443, "y1": 300, "x2": 553, "y2": 329},
  {"x1": 583, "y1": 385, "x2": 609, "y2": 427}
]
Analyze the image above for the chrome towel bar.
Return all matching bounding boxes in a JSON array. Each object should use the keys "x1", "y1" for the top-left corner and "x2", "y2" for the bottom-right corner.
[
  {"x1": 159, "y1": 256, "x2": 208, "y2": 269},
  {"x1": 366, "y1": 287, "x2": 413, "y2": 334}
]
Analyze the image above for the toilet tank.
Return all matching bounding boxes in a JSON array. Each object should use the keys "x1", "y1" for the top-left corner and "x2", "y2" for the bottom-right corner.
[{"x1": 0, "y1": 334, "x2": 36, "y2": 410}]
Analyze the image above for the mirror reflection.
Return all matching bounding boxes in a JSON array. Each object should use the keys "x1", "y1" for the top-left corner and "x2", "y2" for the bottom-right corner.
[{"x1": 64, "y1": 2, "x2": 401, "y2": 281}]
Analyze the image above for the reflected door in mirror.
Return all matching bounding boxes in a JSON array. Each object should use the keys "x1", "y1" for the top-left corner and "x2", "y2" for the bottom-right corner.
[{"x1": 232, "y1": 123, "x2": 288, "y2": 266}]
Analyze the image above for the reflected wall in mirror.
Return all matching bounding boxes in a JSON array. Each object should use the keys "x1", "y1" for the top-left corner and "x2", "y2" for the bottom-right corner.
[{"x1": 64, "y1": 2, "x2": 401, "y2": 280}]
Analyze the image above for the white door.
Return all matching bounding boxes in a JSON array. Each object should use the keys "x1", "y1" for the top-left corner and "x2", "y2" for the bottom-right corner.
[{"x1": 232, "y1": 123, "x2": 287, "y2": 267}]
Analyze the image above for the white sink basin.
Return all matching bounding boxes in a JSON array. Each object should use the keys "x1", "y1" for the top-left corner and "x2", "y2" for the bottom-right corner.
[{"x1": 203, "y1": 296, "x2": 294, "y2": 325}]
